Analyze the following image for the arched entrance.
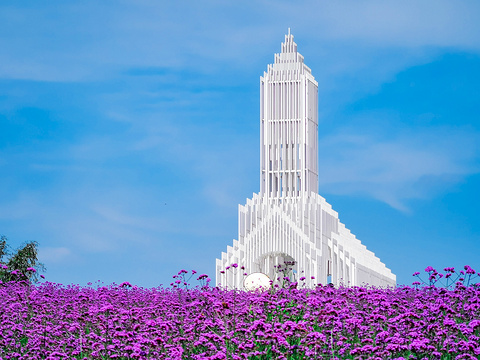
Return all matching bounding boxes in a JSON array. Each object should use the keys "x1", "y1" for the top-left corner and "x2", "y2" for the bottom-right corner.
[{"x1": 255, "y1": 252, "x2": 297, "y2": 284}]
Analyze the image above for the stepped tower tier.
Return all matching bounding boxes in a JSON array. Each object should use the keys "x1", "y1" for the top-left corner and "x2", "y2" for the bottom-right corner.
[{"x1": 216, "y1": 31, "x2": 396, "y2": 289}]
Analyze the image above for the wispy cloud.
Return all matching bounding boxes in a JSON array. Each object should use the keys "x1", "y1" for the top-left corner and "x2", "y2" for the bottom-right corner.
[
  {"x1": 319, "y1": 125, "x2": 480, "y2": 211},
  {"x1": 304, "y1": 1, "x2": 480, "y2": 50},
  {"x1": 1, "y1": 1, "x2": 479, "y2": 82}
]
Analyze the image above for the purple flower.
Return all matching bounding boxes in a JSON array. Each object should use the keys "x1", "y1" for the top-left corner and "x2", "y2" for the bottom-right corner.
[
  {"x1": 26, "y1": 267, "x2": 36, "y2": 272},
  {"x1": 413, "y1": 272, "x2": 420, "y2": 276},
  {"x1": 425, "y1": 266, "x2": 434, "y2": 272},
  {"x1": 231, "y1": 263, "x2": 238, "y2": 268},
  {"x1": 2, "y1": 263, "x2": 477, "y2": 357},
  {"x1": 120, "y1": 281, "x2": 132, "y2": 288}
]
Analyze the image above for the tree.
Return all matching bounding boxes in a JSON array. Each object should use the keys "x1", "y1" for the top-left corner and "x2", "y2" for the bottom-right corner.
[{"x1": 0, "y1": 235, "x2": 46, "y2": 283}]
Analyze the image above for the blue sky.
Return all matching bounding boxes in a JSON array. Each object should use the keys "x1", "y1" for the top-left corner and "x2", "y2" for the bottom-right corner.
[{"x1": 0, "y1": 1, "x2": 479, "y2": 288}]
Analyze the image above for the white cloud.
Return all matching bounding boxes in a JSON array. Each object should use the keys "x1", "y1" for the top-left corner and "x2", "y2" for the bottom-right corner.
[
  {"x1": 1, "y1": 1, "x2": 479, "y2": 82},
  {"x1": 318, "y1": 125, "x2": 480, "y2": 211},
  {"x1": 305, "y1": 0, "x2": 480, "y2": 50}
]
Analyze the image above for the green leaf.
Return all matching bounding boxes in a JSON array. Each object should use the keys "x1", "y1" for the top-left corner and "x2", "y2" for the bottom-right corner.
[{"x1": 19, "y1": 336, "x2": 28, "y2": 347}]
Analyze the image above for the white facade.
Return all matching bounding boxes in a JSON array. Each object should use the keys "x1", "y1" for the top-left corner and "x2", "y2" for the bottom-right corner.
[{"x1": 216, "y1": 31, "x2": 396, "y2": 289}]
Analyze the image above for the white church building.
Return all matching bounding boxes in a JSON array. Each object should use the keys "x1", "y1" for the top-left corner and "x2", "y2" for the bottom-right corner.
[{"x1": 216, "y1": 31, "x2": 396, "y2": 289}]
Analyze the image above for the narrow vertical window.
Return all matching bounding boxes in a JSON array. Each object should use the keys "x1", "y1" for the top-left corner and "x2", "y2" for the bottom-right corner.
[
  {"x1": 280, "y1": 175, "x2": 283, "y2": 197},
  {"x1": 327, "y1": 260, "x2": 332, "y2": 284}
]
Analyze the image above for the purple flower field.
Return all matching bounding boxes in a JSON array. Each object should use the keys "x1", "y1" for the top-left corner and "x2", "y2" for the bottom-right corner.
[{"x1": 1, "y1": 269, "x2": 480, "y2": 359}]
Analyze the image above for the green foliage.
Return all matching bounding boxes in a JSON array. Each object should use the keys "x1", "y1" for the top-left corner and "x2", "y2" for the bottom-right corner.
[
  {"x1": 0, "y1": 235, "x2": 8, "y2": 262},
  {"x1": 0, "y1": 235, "x2": 46, "y2": 283}
]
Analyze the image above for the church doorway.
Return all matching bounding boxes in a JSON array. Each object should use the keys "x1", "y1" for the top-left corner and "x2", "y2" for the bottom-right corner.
[{"x1": 255, "y1": 252, "x2": 297, "y2": 284}]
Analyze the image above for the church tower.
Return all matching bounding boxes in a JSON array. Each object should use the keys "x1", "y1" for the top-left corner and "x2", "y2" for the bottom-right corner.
[
  {"x1": 260, "y1": 29, "x2": 318, "y2": 198},
  {"x1": 216, "y1": 31, "x2": 396, "y2": 289}
]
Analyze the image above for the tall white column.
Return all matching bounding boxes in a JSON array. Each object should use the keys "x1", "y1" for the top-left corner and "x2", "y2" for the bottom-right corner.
[{"x1": 260, "y1": 32, "x2": 318, "y2": 199}]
